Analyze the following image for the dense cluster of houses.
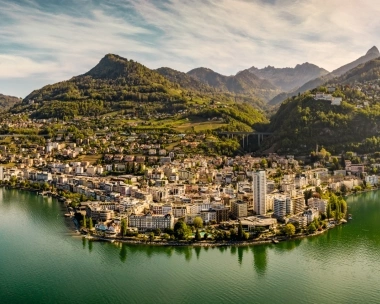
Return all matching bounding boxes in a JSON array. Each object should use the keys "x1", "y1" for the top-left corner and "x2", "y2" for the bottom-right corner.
[{"x1": 0, "y1": 147, "x2": 374, "y2": 234}]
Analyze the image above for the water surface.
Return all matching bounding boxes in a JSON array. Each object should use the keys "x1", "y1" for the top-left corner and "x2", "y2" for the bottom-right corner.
[{"x1": 0, "y1": 189, "x2": 379, "y2": 303}]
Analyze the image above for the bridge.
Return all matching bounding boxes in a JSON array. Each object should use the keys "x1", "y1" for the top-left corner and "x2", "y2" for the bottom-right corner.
[{"x1": 217, "y1": 131, "x2": 273, "y2": 148}]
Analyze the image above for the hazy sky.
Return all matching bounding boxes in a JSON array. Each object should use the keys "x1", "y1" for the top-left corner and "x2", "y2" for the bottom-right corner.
[{"x1": 0, "y1": 0, "x2": 379, "y2": 97}]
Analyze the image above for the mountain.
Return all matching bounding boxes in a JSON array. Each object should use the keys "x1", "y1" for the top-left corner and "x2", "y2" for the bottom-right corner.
[
  {"x1": 155, "y1": 67, "x2": 215, "y2": 93},
  {"x1": 332, "y1": 57, "x2": 380, "y2": 84},
  {"x1": 16, "y1": 54, "x2": 267, "y2": 132},
  {"x1": 0, "y1": 94, "x2": 22, "y2": 110},
  {"x1": 269, "y1": 46, "x2": 380, "y2": 105},
  {"x1": 248, "y1": 63, "x2": 329, "y2": 92},
  {"x1": 187, "y1": 67, "x2": 280, "y2": 100},
  {"x1": 263, "y1": 57, "x2": 380, "y2": 154}
]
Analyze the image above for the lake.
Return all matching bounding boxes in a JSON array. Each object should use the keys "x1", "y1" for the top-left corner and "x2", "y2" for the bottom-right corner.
[{"x1": 0, "y1": 188, "x2": 379, "y2": 303}]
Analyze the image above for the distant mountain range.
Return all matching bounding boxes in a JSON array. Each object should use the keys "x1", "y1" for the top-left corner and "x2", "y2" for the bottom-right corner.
[
  {"x1": 187, "y1": 67, "x2": 279, "y2": 100},
  {"x1": 0, "y1": 94, "x2": 22, "y2": 110},
  {"x1": 269, "y1": 46, "x2": 380, "y2": 105},
  {"x1": 248, "y1": 63, "x2": 329, "y2": 92}
]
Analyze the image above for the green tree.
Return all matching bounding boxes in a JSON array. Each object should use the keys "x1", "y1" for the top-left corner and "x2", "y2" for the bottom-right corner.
[
  {"x1": 308, "y1": 223, "x2": 316, "y2": 233},
  {"x1": 195, "y1": 229, "x2": 202, "y2": 241},
  {"x1": 149, "y1": 232, "x2": 155, "y2": 243},
  {"x1": 120, "y1": 218, "x2": 127, "y2": 238},
  {"x1": 193, "y1": 216, "x2": 203, "y2": 229},
  {"x1": 326, "y1": 203, "x2": 332, "y2": 219},
  {"x1": 174, "y1": 220, "x2": 190, "y2": 240},
  {"x1": 238, "y1": 222, "x2": 244, "y2": 240},
  {"x1": 82, "y1": 215, "x2": 87, "y2": 228},
  {"x1": 284, "y1": 223, "x2": 296, "y2": 237},
  {"x1": 88, "y1": 218, "x2": 93, "y2": 230},
  {"x1": 153, "y1": 228, "x2": 161, "y2": 236}
]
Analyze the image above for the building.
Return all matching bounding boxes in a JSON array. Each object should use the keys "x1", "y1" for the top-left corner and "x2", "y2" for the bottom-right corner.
[
  {"x1": 253, "y1": 171, "x2": 267, "y2": 215},
  {"x1": 307, "y1": 198, "x2": 327, "y2": 213},
  {"x1": 304, "y1": 208, "x2": 319, "y2": 224},
  {"x1": 365, "y1": 175, "x2": 378, "y2": 186},
  {"x1": 273, "y1": 195, "x2": 292, "y2": 218},
  {"x1": 232, "y1": 201, "x2": 248, "y2": 218},
  {"x1": 128, "y1": 213, "x2": 174, "y2": 231}
]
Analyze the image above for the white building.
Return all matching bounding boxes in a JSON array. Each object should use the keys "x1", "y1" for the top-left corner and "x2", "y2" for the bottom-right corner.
[
  {"x1": 365, "y1": 175, "x2": 378, "y2": 186},
  {"x1": 307, "y1": 197, "x2": 327, "y2": 214},
  {"x1": 253, "y1": 171, "x2": 267, "y2": 215},
  {"x1": 274, "y1": 195, "x2": 292, "y2": 218}
]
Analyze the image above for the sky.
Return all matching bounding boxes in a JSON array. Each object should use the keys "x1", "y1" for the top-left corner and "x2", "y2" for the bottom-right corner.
[{"x1": 0, "y1": 0, "x2": 379, "y2": 98}]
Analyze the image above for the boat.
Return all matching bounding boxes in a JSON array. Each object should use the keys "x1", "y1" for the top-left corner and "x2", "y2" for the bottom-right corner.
[
  {"x1": 348, "y1": 214, "x2": 352, "y2": 220},
  {"x1": 272, "y1": 239, "x2": 279, "y2": 244}
]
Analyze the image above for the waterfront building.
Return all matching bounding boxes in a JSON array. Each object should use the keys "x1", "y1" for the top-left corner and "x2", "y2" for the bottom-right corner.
[
  {"x1": 304, "y1": 208, "x2": 319, "y2": 224},
  {"x1": 273, "y1": 195, "x2": 291, "y2": 218},
  {"x1": 307, "y1": 198, "x2": 327, "y2": 213},
  {"x1": 128, "y1": 213, "x2": 174, "y2": 231},
  {"x1": 253, "y1": 171, "x2": 267, "y2": 215}
]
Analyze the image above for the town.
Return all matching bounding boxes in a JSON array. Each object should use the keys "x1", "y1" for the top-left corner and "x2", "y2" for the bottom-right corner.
[{"x1": 0, "y1": 116, "x2": 373, "y2": 244}]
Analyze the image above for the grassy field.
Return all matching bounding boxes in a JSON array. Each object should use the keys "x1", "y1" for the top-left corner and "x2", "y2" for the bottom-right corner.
[
  {"x1": 75, "y1": 154, "x2": 103, "y2": 164},
  {"x1": 174, "y1": 121, "x2": 227, "y2": 132}
]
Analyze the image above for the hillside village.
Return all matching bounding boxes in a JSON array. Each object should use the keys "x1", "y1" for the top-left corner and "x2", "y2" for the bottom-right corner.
[{"x1": 0, "y1": 116, "x2": 374, "y2": 241}]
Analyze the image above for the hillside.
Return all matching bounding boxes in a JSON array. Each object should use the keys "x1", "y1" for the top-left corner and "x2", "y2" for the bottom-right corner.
[
  {"x1": 332, "y1": 58, "x2": 380, "y2": 84},
  {"x1": 15, "y1": 54, "x2": 267, "y2": 132},
  {"x1": 187, "y1": 67, "x2": 280, "y2": 101},
  {"x1": 269, "y1": 46, "x2": 380, "y2": 105},
  {"x1": 155, "y1": 67, "x2": 215, "y2": 93},
  {"x1": 0, "y1": 94, "x2": 22, "y2": 111},
  {"x1": 248, "y1": 63, "x2": 329, "y2": 92},
  {"x1": 264, "y1": 85, "x2": 380, "y2": 154}
]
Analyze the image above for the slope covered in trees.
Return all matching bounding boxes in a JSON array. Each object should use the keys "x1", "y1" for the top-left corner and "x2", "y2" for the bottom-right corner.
[
  {"x1": 0, "y1": 94, "x2": 22, "y2": 111},
  {"x1": 15, "y1": 54, "x2": 267, "y2": 132},
  {"x1": 264, "y1": 89, "x2": 380, "y2": 154}
]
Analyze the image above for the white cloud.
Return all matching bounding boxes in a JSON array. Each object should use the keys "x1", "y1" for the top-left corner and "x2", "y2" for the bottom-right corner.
[{"x1": 0, "y1": 0, "x2": 380, "y2": 97}]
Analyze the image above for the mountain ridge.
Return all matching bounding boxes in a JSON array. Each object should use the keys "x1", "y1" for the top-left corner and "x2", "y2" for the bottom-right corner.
[
  {"x1": 269, "y1": 46, "x2": 380, "y2": 105},
  {"x1": 248, "y1": 62, "x2": 329, "y2": 92}
]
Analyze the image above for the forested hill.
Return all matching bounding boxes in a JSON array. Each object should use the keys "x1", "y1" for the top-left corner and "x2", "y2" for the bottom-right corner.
[
  {"x1": 14, "y1": 54, "x2": 267, "y2": 132},
  {"x1": 332, "y1": 58, "x2": 380, "y2": 84},
  {"x1": 263, "y1": 89, "x2": 380, "y2": 155},
  {"x1": 0, "y1": 94, "x2": 22, "y2": 110}
]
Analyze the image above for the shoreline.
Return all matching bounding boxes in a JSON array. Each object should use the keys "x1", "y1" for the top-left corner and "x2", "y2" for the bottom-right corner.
[{"x1": 0, "y1": 184, "x2": 361, "y2": 248}]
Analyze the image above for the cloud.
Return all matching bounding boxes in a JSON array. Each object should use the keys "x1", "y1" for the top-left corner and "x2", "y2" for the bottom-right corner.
[{"x1": 0, "y1": 0, "x2": 380, "y2": 97}]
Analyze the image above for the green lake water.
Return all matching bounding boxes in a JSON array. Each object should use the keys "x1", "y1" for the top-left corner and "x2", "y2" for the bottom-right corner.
[{"x1": 0, "y1": 188, "x2": 380, "y2": 303}]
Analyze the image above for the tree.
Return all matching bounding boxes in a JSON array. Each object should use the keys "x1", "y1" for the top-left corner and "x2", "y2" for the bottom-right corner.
[
  {"x1": 238, "y1": 222, "x2": 244, "y2": 240},
  {"x1": 308, "y1": 223, "x2": 316, "y2": 233},
  {"x1": 153, "y1": 228, "x2": 161, "y2": 236},
  {"x1": 120, "y1": 218, "x2": 127, "y2": 238},
  {"x1": 284, "y1": 223, "x2": 296, "y2": 237},
  {"x1": 88, "y1": 218, "x2": 93, "y2": 230},
  {"x1": 82, "y1": 215, "x2": 87, "y2": 228},
  {"x1": 174, "y1": 220, "x2": 190, "y2": 240},
  {"x1": 203, "y1": 233, "x2": 209, "y2": 240},
  {"x1": 326, "y1": 203, "x2": 332, "y2": 219},
  {"x1": 193, "y1": 217, "x2": 203, "y2": 229},
  {"x1": 149, "y1": 232, "x2": 155, "y2": 243},
  {"x1": 195, "y1": 229, "x2": 202, "y2": 241}
]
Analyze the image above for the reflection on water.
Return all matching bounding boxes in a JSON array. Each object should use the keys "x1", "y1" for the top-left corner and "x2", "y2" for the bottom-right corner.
[
  {"x1": 252, "y1": 245, "x2": 267, "y2": 275},
  {"x1": 119, "y1": 243, "x2": 127, "y2": 263},
  {"x1": 2, "y1": 188, "x2": 380, "y2": 304}
]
